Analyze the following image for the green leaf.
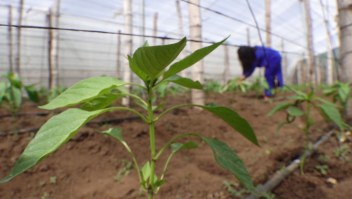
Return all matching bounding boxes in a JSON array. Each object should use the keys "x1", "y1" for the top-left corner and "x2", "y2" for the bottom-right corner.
[
  {"x1": 0, "y1": 108, "x2": 108, "y2": 183},
  {"x1": 307, "y1": 89, "x2": 315, "y2": 100},
  {"x1": 323, "y1": 88, "x2": 336, "y2": 96},
  {"x1": 10, "y1": 86, "x2": 22, "y2": 108},
  {"x1": 163, "y1": 36, "x2": 229, "y2": 80},
  {"x1": 141, "y1": 161, "x2": 151, "y2": 182},
  {"x1": 24, "y1": 85, "x2": 39, "y2": 103},
  {"x1": 276, "y1": 122, "x2": 289, "y2": 134},
  {"x1": 152, "y1": 103, "x2": 165, "y2": 111},
  {"x1": 40, "y1": 77, "x2": 130, "y2": 110},
  {"x1": 201, "y1": 137, "x2": 256, "y2": 193},
  {"x1": 171, "y1": 141, "x2": 199, "y2": 153},
  {"x1": 132, "y1": 37, "x2": 187, "y2": 79},
  {"x1": 98, "y1": 127, "x2": 123, "y2": 141},
  {"x1": 199, "y1": 103, "x2": 259, "y2": 146},
  {"x1": 287, "y1": 95, "x2": 305, "y2": 101},
  {"x1": 142, "y1": 40, "x2": 149, "y2": 47},
  {"x1": 164, "y1": 75, "x2": 203, "y2": 89},
  {"x1": 10, "y1": 76, "x2": 22, "y2": 89},
  {"x1": 266, "y1": 102, "x2": 294, "y2": 116},
  {"x1": 155, "y1": 179, "x2": 165, "y2": 187},
  {"x1": 288, "y1": 87, "x2": 307, "y2": 98},
  {"x1": 288, "y1": 106, "x2": 304, "y2": 116},
  {"x1": 0, "y1": 82, "x2": 6, "y2": 103},
  {"x1": 80, "y1": 93, "x2": 123, "y2": 111},
  {"x1": 313, "y1": 97, "x2": 340, "y2": 108},
  {"x1": 318, "y1": 104, "x2": 343, "y2": 130},
  {"x1": 128, "y1": 55, "x2": 148, "y2": 83}
]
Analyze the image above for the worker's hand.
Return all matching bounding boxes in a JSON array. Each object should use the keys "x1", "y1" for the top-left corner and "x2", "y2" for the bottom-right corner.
[{"x1": 236, "y1": 79, "x2": 243, "y2": 83}]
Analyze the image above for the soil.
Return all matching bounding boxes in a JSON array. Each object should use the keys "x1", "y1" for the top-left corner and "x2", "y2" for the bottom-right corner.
[{"x1": 0, "y1": 91, "x2": 352, "y2": 199}]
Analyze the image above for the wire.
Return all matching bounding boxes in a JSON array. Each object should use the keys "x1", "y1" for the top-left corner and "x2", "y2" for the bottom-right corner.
[{"x1": 180, "y1": 0, "x2": 308, "y2": 49}]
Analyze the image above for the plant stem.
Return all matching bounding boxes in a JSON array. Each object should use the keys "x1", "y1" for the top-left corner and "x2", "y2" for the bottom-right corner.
[
  {"x1": 301, "y1": 102, "x2": 312, "y2": 174},
  {"x1": 147, "y1": 86, "x2": 156, "y2": 199},
  {"x1": 11, "y1": 109, "x2": 17, "y2": 136}
]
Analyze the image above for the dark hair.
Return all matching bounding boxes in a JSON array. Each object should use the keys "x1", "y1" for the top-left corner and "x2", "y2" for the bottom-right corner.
[{"x1": 237, "y1": 46, "x2": 256, "y2": 72}]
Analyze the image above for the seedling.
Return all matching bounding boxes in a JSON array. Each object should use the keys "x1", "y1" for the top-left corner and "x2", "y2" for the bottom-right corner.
[
  {"x1": 334, "y1": 144, "x2": 350, "y2": 161},
  {"x1": 268, "y1": 87, "x2": 349, "y2": 174},
  {"x1": 204, "y1": 79, "x2": 222, "y2": 99},
  {"x1": 222, "y1": 180, "x2": 249, "y2": 198},
  {"x1": 113, "y1": 159, "x2": 134, "y2": 183},
  {"x1": 260, "y1": 192, "x2": 276, "y2": 199},
  {"x1": 315, "y1": 165, "x2": 329, "y2": 175},
  {"x1": 49, "y1": 176, "x2": 57, "y2": 184},
  {"x1": 0, "y1": 72, "x2": 39, "y2": 135},
  {"x1": 318, "y1": 154, "x2": 329, "y2": 163},
  {"x1": 0, "y1": 37, "x2": 259, "y2": 198}
]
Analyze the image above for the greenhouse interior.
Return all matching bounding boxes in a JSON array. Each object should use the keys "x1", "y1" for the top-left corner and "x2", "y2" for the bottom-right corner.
[{"x1": 1, "y1": 0, "x2": 352, "y2": 199}]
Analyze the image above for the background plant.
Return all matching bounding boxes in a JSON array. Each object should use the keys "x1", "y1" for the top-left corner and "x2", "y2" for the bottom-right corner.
[
  {"x1": 0, "y1": 72, "x2": 39, "y2": 135},
  {"x1": 0, "y1": 37, "x2": 259, "y2": 199},
  {"x1": 267, "y1": 87, "x2": 348, "y2": 173}
]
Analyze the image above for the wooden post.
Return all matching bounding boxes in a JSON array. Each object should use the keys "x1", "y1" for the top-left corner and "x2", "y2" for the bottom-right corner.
[
  {"x1": 316, "y1": 57, "x2": 321, "y2": 85},
  {"x1": 266, "y1": 0, "x2": 271, "y2": 48},
  {"x1": 14, "y1": 0, "x2": 24, "y2": 77},
  {"x1": 281, "y1": 39, "x2": 287, "y2": 82},
  {"x1": 7, "y1": 5, "x2": 13, "y2": 73},
  {"x1": 139, "y1": 0, "x2": 145, "y2": 46},
  {"x1": 176, "y1": 0, "x2": 188, "y2": 78},
  {"x1": 337, "y1": 0, "x2": 352, "y2": 82},
  {"x1": 319, "y1": 0, "x2": 334, "y2": 85},
  {"x1": 49, "y1": 0, "x2": 60, "y2": 89},
  {"x1": 117, "y1": 30, "x2": 121, "y2": 78},
  {"x1": 188, "y1": 0, "x2": 204, "y2": 106},
  {"x1": 122, "y1": 0, "x2": 133, "y2": 106},
  {"x1": 247, "y1": 28, "x2": 250, "y2": 46},
  {"x1": 303, "y1": 0, "x2": 316, "y2": 84},
  {"x1": 222, "y1": 43, "x2": 230, "y2": 85},
  {"x1": 47, "y1": 13, "x2": 53, "y2": 89},
  {"x1": 153, "y1": 12, "x2": 158, "y2": 46}
]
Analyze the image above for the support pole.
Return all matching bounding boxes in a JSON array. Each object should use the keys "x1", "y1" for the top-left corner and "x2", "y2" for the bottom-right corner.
[
  {"x1": 49, "y1": 0, "x2": 60, "y2": 89},
  {"x1": 153, "y1": 12, "x2": 158, "y2": 46},
  {"x1": 337, "y1": 0, "x2": 352, "y2": 82},
  {"x1": 117, "y1": 30, "x2": 121, "y2": 78},
  {"x1": 7, "y1": 5, "x2": 13, "y2": 73},
  {"x1": 14, "y1": 0, "x2": 24, "y2": 77},
  {"x1": 176, "y1": 0, "x2": 188, "y2": 78},
  {"x1": 222, "y1": 43, "x2": 230, "y2": 85},
  {"x1": 319, "y1": 0, "x2": 334, "y2": 85},
  {"x1": 303, "y1": 0, "x2": 316, "y2": 84},
  {"x1": 188, "y1": 0, "x2": 204, "y2": 106},
  {"x1": 122, "y1": 0, "x2": 133, "y2": 106}
]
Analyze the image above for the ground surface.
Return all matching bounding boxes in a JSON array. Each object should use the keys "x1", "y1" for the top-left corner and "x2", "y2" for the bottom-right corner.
[{"x1": 0, "y1": 91, "x2": 352, "y2": 199}]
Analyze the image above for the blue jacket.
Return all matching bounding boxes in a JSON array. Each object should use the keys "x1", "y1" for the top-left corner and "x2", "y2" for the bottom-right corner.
[{"x1": 243, "y1": 46, "x2": 283, "y2": 96}]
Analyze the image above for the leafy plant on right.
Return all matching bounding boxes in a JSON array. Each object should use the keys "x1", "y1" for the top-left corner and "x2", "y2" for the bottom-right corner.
[{"x1": 267, "y1": 87, "x2": 349, "y2": 174}]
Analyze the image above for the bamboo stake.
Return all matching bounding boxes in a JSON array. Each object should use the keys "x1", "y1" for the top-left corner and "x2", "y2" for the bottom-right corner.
[
  {"x1": 49, "y1": 0, "x2": 60, "y2": 89},
  {"x1": 222, "y1": 43, "x2": 230, "y2": 85},
  {"x1": 47, "y1": 12, "x2": 53, "y2": 89},
  {"x1": 176, "y1": 0, "x2": 188, "y2": 78},
  {"x1": 14, "y1": 0, "x2": 24, "y2": 77},
  {"x1": 188, "y1": 0, "x2": 204, "y2": 106},
  {"x1": 337, "y1": 0, "x2": 352, "y2": 82},
  {"x1": 122, "y1": 0, "x2": 133, "y2": 106},
  {"x1": 117, "y1": 30, "x2": 121, "y2": 79},
  {"x1": 7, "y1": 5, "x2": 13, "y2": 73},
  {"x1": 319, "y1": 0, "x2": 334, "y2": 85},
  {"x1": 153, "y1": 12, "x2": 158, "y2": 46},
  {"x1": 303, "y1": 0, "x2": 316, "y2": 84}
]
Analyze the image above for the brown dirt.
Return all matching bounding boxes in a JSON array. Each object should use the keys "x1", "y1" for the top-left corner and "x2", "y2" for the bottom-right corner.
[{"x1": 0, "y1": 91, "x2": 352, "y2": 199}]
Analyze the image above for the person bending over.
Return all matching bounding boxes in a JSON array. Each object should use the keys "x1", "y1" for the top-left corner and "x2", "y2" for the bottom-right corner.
[{"x1": 237, "y1": 46, "x2": 283, "y2": 101}]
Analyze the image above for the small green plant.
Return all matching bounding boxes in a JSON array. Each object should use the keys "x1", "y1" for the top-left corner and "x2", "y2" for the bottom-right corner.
[
  {"x1": 249, "y1": 76, "x2": 269, "y2": 98},
  {"x1": 39, "y1": 85, "x2": 67, "y2": 103},
  {"x1": 260, "y1": 192, "x2": 276, "y2": 199},
  {"x1": 267, "y1": 87, "x2": 348, "y2": 174},
  {"x1": 204, "y1": 79, "x2": 222, "y2": 99},
  {"x1": 323, "y1": 81, "x2": 351, "y2": 118},
  {"x1": 318, "y1": 154, "x2": 330, "y2": 163},
  {"x1": 49, "y1": 176, "x2": 57, "y2": 184},
  {"x1": 315, "y1": 165, "x2": 329, "y2": 175},
  {"x1": 0, "y1": 37, "x2": 259, "y2": 199},
  {"x1": 40, "y1": 192, "x2": 51, "y2": 199},
  {"x1": 0, "y1": 72, "x2": 39, "y2": 135},
  {"x1": 222, "y1": 180, "x2": 250, "y2": 198},
  {"x1": 334, "y1": 144, "x2": 350, "y2": 161},
  {"x1": 113, "y1": 159, "x2": 134, "y2": 183}
]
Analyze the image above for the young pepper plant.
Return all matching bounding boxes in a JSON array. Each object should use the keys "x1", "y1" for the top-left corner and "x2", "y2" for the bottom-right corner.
[
  {"x1": 0, "y1": 72, "x2": 39, "y2": 135},
  {"x1": 0, "y1": 37, "x2": 259, "y2": 198},
  {"x1": 267, "y1": 87, "x2": 348, "y2": 174}
]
